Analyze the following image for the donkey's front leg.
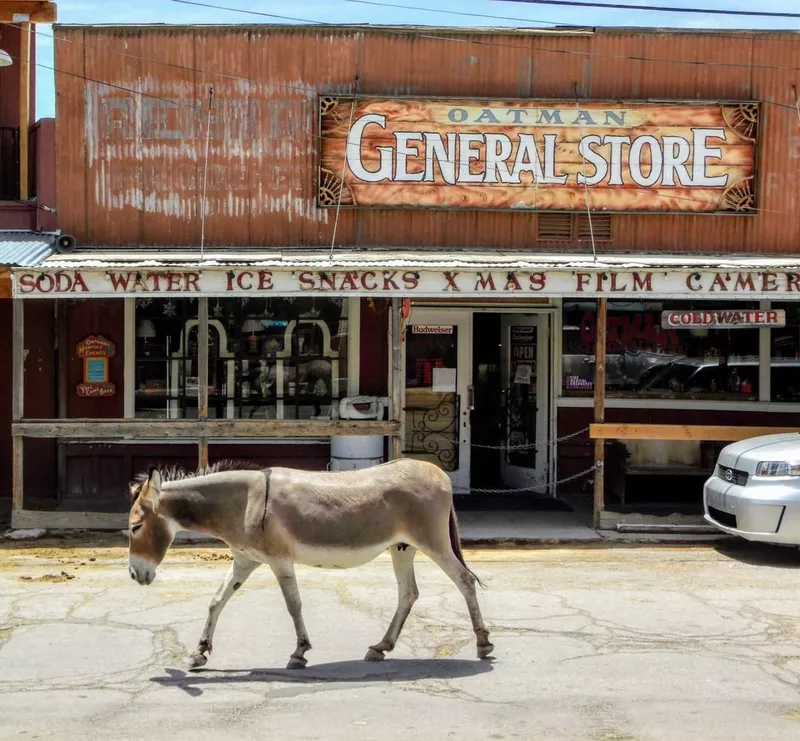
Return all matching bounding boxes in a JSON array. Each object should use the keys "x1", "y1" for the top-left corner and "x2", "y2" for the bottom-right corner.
[
  {"x1": 190, "y1": 551, "x2": 260, "y2": 670},
  {"x1": 269, "y1": 558, "x2": 312, "y2": 670}
]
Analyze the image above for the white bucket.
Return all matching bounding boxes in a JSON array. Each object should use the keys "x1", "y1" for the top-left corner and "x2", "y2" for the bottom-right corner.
[{"x1": 330, "y1": 435, "x2": 384, "y2": 471}]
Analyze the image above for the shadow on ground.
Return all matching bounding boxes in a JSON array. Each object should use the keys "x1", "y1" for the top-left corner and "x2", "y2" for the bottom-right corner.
[
  {"x1": 152, "y1": 658, "x2": 494, "y2": 697},
  {"x1": 715, "y1": 540, "x2": 800, "y2": 569}
]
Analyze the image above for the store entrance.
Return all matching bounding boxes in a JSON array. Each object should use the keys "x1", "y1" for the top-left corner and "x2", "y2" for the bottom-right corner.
[
  {"x1": 404, "y1": 306, "x2": 553, "y2": 497},
  {"x1": 470, "y1": 312, "x2": 552, "y2": 496}
]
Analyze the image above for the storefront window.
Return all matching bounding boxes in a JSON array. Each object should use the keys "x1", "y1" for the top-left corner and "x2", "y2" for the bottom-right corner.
[
  {"x1": 770, "y1": 302, "x2": 800, "y2": 402},
  {"x1": 135, "y1": 297, "x2": 349, "y2": 419},
  {"x1": 562, "y1": 300, "x2": 760, "y2": 400}
]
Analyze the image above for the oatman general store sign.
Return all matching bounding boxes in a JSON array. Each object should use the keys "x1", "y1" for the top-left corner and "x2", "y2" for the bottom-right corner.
[
  {"x1": 318, "y1": 97, "x2": 760, "y2": 213},
  {"x1": 13, "y1": 267, "x2": 800, "y2": 299}
]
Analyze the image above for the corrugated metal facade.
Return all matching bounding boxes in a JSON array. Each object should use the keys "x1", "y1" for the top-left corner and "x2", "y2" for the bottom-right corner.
[{"x1": 54, "y1": 24, "x2": 800, "y2": 254}]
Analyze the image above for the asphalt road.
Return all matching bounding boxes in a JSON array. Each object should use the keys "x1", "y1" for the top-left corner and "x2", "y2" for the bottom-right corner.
[{"x1": 2, "y1": 538, "x2": 800, "y2": 740}]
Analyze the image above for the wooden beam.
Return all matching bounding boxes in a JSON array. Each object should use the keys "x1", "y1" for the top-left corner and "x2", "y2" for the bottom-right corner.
[
  {"x1": 12, "y1": 419, "x2": 402, "y2": 439},
  {"x1": 18, "y1": 20, "x2": 30, "y2": 200},
  {"x1": 0, "y1": 2, "x2": 57, "y2": 23},
  {"x1": 12, "y1": 298, "x2": 24, "y2": 511},
  {"x1": 12, "y1": 298, "x2": 23, "y2": 421},
  {"x1": 197, "y1": 297, "x2": 209, "y2": 469},
  {"x1": 590, "y1": 423, "x2": 800, "y2": 442},
  {"x1": 11, "y1": 510, "x2": 127, "y2": 531},
  {"x1": 0, "y1": 269, "x2": 11, "y2": 299},
  {"x1": 592, "y1": 298, "x2": 607, "y2": 529},
  {"x1": 390, "y1": 298, "x2": 403, "y2": 460},
  {"x1": 56, "y1": 300, "x2": 67, "y2": 501},
  {"x1": 12, "y1": 435, "x2": 23, "y2": 512}
]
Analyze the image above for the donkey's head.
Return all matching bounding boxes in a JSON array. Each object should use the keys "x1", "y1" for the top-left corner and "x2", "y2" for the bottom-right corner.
[{"x1": 127, "y1": 468, "x2": 175, "y2": 585}]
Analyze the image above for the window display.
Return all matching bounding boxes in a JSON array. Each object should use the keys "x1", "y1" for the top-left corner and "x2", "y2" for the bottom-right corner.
[
  {"x1": 770, "y1": 302, "x2": 800, "y2": 402},
  {"x1": 134, "y1": 297, "x2": 349, "y2": 419},
  {"x1": 562, "y1": 300, "x2": 760, "y2": 400}
]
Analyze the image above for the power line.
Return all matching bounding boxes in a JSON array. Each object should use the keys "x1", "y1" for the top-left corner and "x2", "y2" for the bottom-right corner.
[
  {"x1": 161, "y1": 0, "x2": 800, "y2": 78},
  {"x1": 341, "y1": 0, "x2": 562, "y2": 26},
  {"x1": 497, "y1": 0, "x2": 800, "y2": 20}
]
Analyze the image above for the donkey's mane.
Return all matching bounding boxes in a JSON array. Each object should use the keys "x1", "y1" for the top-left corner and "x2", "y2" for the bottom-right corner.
[{"x1": 130, "y1": 459, "x2": 263, "y2": 499}]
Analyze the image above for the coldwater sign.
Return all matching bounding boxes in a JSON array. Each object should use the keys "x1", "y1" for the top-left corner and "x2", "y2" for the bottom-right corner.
[
  {"x1": 661, "y1": 309, "x2": 785, "y2": 329},
  {"x1": 318, "y1": 97, "x2": 759, "y2": 214}
]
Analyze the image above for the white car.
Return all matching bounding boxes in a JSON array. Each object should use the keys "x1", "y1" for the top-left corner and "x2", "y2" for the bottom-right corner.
[{"x1": 704, "y1": 433, "x2": 800, "y2": 545}]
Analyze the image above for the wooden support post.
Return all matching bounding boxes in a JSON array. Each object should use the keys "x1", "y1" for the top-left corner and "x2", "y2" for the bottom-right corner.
[
  {"x1": 390, "y1": 298, "x2": 403, "y2": 461},
  {"x1": 593, "y1": 297, "x2": 607, "y2": 529},
  {"x1": 19, "y1": 22, "x2": 31, "y2": 200},
  {"x1": 197, "y1": 297, "x2": 209, "y2": 470},
  {"x1": 56, "y1": 300, "x2": 68, "y2": 502},
  {"x1": 12, "y1": 299, "x2": 24, "y2": 513}
]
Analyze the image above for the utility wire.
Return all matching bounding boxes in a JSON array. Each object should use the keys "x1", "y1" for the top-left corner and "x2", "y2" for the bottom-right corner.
[
  {"x1": 160, "y1": 0, "x2": 800, "y2": 77},
  {"x1": 341, "y1": 0, "x2": 562, "y2": 26},
  {"x1": 497, "y1": 0, "x2": 800, "y2": 20}
]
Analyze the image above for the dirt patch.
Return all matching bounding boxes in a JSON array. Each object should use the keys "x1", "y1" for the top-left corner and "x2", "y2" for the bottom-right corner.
[
  {"x1": 18, "y1": 571, "x2": 76, "y2": 583},
  {"x1": 196, "y1": 552, "x2": 232, "y2": 562}
]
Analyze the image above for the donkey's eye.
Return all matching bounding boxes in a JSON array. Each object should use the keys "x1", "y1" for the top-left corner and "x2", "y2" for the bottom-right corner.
[{"x1": 131, "y1": 523, "x2": 143, "y2": 535}]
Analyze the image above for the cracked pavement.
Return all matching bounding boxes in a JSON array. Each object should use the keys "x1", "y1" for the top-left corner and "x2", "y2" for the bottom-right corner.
[{"x1": 2, "y1": 540, "x2": 800, "y2": 740}]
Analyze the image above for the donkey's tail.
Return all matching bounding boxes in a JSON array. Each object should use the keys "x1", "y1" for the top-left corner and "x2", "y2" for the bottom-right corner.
[{"x1": 448, "y1": 506, "x2": 486, "y2": 589}]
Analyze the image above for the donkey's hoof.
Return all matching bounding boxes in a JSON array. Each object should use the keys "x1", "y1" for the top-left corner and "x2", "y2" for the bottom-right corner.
[
  {"x1": 188, "y1": 652, "x2": 208, "y2": 670},
  {"x1": 286, "y1": 656, "x2": 308, "y2": 670},
  {"x1": 477, "y1": 642, "x2": 495, "y2": 659},
  {"x1": 364, "y1": 647, "x2": 385, "y2": 662}
]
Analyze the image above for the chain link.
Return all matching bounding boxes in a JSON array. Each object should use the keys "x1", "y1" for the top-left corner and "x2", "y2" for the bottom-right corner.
[
  {"x1": 453, "y1": 462, "x2": 599, "y2": 495},
  {"x1": 469, "y1": 425, "x2": 590, "y2": 452}
]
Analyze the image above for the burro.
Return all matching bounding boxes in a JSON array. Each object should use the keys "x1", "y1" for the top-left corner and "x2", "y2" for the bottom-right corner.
[{"x1": 127, "y1": 459, "x2": 494, "y2": 669}]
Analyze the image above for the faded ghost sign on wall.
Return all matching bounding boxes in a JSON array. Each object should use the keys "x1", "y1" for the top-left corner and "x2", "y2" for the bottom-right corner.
[{"x1": 318, "y1": 97, "x2": 759, "y2": 214}]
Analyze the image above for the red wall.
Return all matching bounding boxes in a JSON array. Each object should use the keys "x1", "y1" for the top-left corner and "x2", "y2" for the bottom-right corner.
[
  {"x1": 359, "y1": 298, "x2": 388, "y2": 396},
  {"x1": 20, "y1": 301, "x2": 57, "y2": 499},
  {"x1": 66, "y1": 300, "x2": 125, "y2": 418}
]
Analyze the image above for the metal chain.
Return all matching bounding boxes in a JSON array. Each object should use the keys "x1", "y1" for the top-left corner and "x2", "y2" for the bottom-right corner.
[
  {"x1": 453, "y1": 462, "x2": 599, "y2": 495},
  {"x1": 469, "y1": 425, "x2": 590, "y2": 452}
]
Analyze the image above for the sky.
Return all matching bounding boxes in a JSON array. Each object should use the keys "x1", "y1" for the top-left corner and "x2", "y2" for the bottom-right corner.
[{"x1": 33, "y1": 0, "x2": 800, "y2": 118}]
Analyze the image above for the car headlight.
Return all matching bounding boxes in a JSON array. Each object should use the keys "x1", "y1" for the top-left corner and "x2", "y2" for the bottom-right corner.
[{"x1": 755, "y1": 461, "x2": 800, "y2": 477}]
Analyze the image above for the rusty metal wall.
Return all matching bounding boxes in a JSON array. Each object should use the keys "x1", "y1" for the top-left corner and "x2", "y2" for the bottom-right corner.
[{"x1": 54, "y1": 25, "x2": 800, "y2": 254}]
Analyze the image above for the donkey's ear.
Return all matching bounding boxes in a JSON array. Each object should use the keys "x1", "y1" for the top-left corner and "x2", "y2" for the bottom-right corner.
[
  {"x1": 140, "y1": 467, "x2": 163, "y2": 509},
  {"x1": 148, "y1": 467, "x2": 163, "y2": 492}
]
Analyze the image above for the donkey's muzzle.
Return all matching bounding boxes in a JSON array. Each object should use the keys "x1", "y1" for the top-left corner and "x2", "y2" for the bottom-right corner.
[{"x1": 128, "y1": 557, "x2": 156, "y2": 586}]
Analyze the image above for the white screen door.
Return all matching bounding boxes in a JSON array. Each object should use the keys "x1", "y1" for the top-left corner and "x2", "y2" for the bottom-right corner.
[
  {"x1": 500, "y1": 314, "x2": 550, "y2": 492},
  {"x1": 404, "y1": 309, "x2": 471, "y2": 493}
]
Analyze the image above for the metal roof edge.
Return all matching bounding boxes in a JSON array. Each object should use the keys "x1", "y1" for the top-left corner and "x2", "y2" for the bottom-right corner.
[
  {"x1": 29, "y1": 248, "x2": 800, "y2": 272},
  {"x1": 52, "y1": 23, "x2": 800, "y2": 37}
]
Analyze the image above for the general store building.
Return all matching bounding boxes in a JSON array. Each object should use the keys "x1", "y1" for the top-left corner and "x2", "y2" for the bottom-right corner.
[{"x1": 8, "y1": 23, "x2": 800, "y2": 531}]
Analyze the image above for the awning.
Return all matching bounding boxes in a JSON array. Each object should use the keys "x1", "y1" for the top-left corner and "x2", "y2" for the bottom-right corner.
[
  {"x1": 11, "y1": 247, "x2": 800, "y2": 300},
  {"x1": 0, "y1": 231, "x2": 59, "y2": 267}
]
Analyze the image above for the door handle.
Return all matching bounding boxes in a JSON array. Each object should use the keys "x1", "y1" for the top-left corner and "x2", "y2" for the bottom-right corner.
[{"x1": 467, "y1": 385, "x2": 475, "y2": 411}]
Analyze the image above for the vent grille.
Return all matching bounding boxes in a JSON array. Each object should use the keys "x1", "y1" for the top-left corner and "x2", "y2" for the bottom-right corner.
[
  {"x1": 537, "y1": 213, "x2": 613, "y2": 242},
  {"x1": 577, "y1": 213, "x2": 612, "y2": 241},
  {"x1": 537, "y1": 213, "x2": 573, "y2": 240}
]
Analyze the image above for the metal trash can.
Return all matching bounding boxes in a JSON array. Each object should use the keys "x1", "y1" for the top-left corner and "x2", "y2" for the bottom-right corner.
[{"x1": 330, "y1": 396, "x2": 386, "y2": 471}]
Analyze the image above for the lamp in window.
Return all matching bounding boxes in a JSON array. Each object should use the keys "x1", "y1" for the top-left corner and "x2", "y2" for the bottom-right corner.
[
  {"x1": 136, "y1": 319, "x2": 157, "y2": 355},
  {"x1": 241, "y1": 317, "x2": 263, "y2": 354},
  {"x1": 0, "y1": 49, "x2": 13, "y2": 67}
]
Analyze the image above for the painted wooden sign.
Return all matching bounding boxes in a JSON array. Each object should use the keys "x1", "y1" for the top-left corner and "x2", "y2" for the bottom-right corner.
[
  {"x1": 661, "y1": 309, "x2": 786, "y2": 329},
  {"x1": 76, "y1": 335, "x2": 116, "y2": 397},
  {"x1": 318, "y1": 97, "x2": 759, "y2": 213}
]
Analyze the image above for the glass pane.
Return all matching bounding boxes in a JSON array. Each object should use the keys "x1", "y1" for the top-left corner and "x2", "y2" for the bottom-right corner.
[
  {"x1": 562, "y1": 300, "x2": 760, "y2": 400},
  {"x1": 135, "y1": 297, "x2": 349, "y2": 420},
  {"x1": 770, "y1": 303, "x2": 800, "y2": 402},
  {"x1": 508, "y1": 325, "x2": 537, "y2": 467},
  {"x1": 404, "y1": 324, "x2": 459, "y2": 472}
]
